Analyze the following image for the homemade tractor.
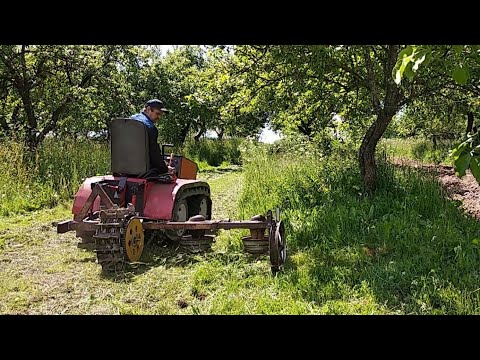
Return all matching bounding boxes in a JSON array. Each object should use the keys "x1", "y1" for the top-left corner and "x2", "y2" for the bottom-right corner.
[{"x1": 57, "y1": 118, "x2": 286, "y2": 274}]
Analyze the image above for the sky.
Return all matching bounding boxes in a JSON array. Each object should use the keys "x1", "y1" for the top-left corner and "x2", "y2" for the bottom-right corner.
[{"x1": 259, "y1": 125, "x2": 282, "y2": 143}]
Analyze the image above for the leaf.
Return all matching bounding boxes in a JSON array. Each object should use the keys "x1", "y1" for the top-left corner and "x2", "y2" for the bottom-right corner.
[
  {"x1": 412, "y1": 53, "x2": 427, "y2": 71},
  {"x1": 394, "y1": 56, "x2": 413, "y2": 84},
  {"x1": 394, "y1": 46, "x2": 415, "y2": 84},
  {"x1": 453, "y1": 45, "x2": 464, "y2": 54},
  {"x1": 398, "y1": 46, "x2": 414, "y2": 58},
  {"x1": 404, "y1": 64, "x2": 415, "y2": 80},
  {"x1": 469, "y1": 157, "x2": 480, "y2": 183},
  {"x1": 394, "y1": 67, "x2": 402, "y2": 85},
  {"x1": 368, "y1": 205, "x2": 374, "y2": 219},
  {"x1": 452, "y1": 66, "x2": 469, "y2": 85},
  {"x1": 454, "y1": 152, "x2": 472, "y2": 177},
  {"x1": 451, "y1": 141, "x2": 468, "y2": 160}
]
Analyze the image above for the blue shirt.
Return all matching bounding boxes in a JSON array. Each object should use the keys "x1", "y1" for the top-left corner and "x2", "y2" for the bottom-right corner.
[
  {"x1": 130, "y1": 111, "x2": 167, "y2": 173},
  {"x1": 131, "y1": 112, "x2": 155, "y2": 129}
]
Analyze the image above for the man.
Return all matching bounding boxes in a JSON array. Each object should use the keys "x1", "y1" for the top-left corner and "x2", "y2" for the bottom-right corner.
[{"x1": 131, "y1": 99, "x2": 170, "y2": 174}]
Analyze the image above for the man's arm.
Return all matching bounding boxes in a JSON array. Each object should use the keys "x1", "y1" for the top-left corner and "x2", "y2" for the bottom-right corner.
[{"x1": 148, "y1": 128, "x2": 169, "y2": 174}]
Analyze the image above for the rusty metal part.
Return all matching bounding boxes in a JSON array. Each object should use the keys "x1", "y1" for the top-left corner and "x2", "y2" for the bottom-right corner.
[
  {"x1": 269, "y1": 219, "x2": 286, "y2": 275},
  {"x1": 57, "y1": 219, "x2": 97, "y2": 234},
  {"x1": 242, "y1": 214, "x2": 268, "y2": 254},
  {"x1": 57, "y1": 220, "x2": 78, "y2": 233},
  {"x1": 187, "y1": 214, "x2": 206, "y2": 239},
  {"x1": 143, "y1": 219, "x2": 267, "y2": 230},
  {"x1": 242, "y1": 235, "x2": 269, "y2": 254},
  {"x1": 93, "y1": 206, "x2": 137, "y2": 272},
  {"x1": 179, "y1": 234, "x2": 215, "y2": 253},
  {"x1": 74, "y1": 183, "x2": 115, "y2": 222},
  {"x1": 60, "y1": 218, "x2": 267, "y2": 233},
  {"x1": 123, "y1": 218, "x2": 144, "y2": 262}
]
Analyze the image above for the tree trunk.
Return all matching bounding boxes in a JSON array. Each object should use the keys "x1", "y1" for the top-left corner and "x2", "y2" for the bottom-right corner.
[
  {"x1": 194, "y1": 131, "x2": 202, "y2": 142},
  {"x1": 194, "y1": 128, "x2": 204, "y2": 142},
  {"x1": 466, "y1": 111, "x2": 475, "y2": 135},
  {"x1": 178, "y1": 123, "x2": 191, "y2": 144},
  {"x1": 216, "y1": 128, "x2": 224, "y2": 140},
  {"x1": 359, "y1": 112, "x2": 395, "y2": 192},
  {"x1": 359, "y1": 45, "x2": 403, "y2": 193}
]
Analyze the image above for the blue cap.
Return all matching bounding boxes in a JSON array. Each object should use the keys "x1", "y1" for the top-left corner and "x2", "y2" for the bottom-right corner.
[{"x1": 145, "y1": 99, "x2": 170, "y2": 113}]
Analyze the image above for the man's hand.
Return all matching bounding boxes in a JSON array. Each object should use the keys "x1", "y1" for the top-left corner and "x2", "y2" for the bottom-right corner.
[{"x1": 167, "y1": 165, "x2": 176, "y2": 175}]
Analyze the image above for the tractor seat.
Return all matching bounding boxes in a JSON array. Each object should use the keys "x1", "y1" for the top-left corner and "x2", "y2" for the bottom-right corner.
[{"x1": 110, "y1": 117, "x2": 150, "y2": 177}]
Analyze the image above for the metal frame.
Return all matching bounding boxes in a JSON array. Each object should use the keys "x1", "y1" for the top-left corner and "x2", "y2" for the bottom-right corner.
[{"x1": 58, "y1": 181, "x2": 286, "y2": 274}]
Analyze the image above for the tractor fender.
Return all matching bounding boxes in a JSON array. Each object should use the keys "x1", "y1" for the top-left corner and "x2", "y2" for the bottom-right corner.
[
  {"x1": 72, "y1": 175, "x2": 114, "y2": 215},
  {"x1": 72, "y1": 175, "x2": 147, "y2": 216},
  {"x1": 143, "y1": 179, "x2": 211, "y2": 220}
]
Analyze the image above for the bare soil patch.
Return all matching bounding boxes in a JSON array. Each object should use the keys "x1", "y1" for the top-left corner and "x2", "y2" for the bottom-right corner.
[{"x1": 392, "y1": 158, "x2": 480, "y2": 220}]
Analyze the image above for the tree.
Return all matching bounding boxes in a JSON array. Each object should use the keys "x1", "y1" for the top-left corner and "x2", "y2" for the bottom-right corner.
[
  {"x1": 0, "y1": 45, "x2": 137, "y2": 149},
  {"x1": 393, "y1": 45, "x2": 480, "y2": 181},
  {"x1": 233, "y1": 45, "x2": 447, "y2": 192}
]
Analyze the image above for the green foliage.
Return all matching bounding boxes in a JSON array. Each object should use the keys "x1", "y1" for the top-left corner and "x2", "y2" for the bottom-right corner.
[
  {"x1": 381, "y1": 138, "x2": 453, "y2": 165},
  {"x1": 452, "y1": 66, "x2": 470, "y2": 85},
  {"x1": 393, "y1": 45, "x2": 431, "y2": 84},
  {"x1": 0, "y1": 138, "x2": 109, "y2": 216},
  {"x1": 238, "y1": 144, "x2": 480, "y2": 313},
  {"x1": 411, "y1": 140, "x2": 451, "y2": 164},
  {"x1": 451, "y1": 132, "x2": 480, "y2": 181},
  {"x1": 183, "y1": 137, "x2": 243, "y2": 167},
  {"x1": 3, "y1": 140, "x2": 480, "y2": 313},
  {"x1": 393, "y1": 45, "x2": 476, "y2": 85},
  {"x1": 0, "y1": 45, "x2": 145, "y2": 149}
]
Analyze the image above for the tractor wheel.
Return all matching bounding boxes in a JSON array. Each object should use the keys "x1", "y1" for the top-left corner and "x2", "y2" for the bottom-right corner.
[
  {"x1": 269, "y1": 220, "x2": 286, "y2": 275},
  {"x1": 188, "y1": 195, "x2": 209, "y2": 238},
  {"x1": 193, "y1": 195, "x2": 209, "y2": 218},
  {"x1": 166, "y1": 199, "x2": 189, "y2": 241}
]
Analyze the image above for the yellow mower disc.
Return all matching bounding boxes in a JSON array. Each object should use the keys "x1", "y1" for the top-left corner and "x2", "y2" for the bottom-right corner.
[{"x1": 124, "y1": 218, "x2": 144, "y2": 262}]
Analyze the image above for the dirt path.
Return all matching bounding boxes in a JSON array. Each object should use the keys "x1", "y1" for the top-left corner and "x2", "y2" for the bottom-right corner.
[{"x1": 392, "y1": 158, "x2": 480, "y2": 220}]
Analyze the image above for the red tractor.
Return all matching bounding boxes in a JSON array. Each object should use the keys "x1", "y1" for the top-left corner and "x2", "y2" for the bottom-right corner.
[{"x1": 57, "y1": 118, "x2": 286, "y2": 274}]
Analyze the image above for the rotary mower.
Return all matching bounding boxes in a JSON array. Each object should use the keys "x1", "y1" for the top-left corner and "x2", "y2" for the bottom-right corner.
[{"x1": 57, "y1": 118, "x2": 286, "y2": 274}]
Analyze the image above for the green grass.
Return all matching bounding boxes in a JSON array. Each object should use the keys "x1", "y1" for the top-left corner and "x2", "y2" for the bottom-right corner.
[
  {"x1": 183, "y1": 137, "x2": 243, "y2": 167},
  {"x1": 0, "y1": 138, "x2": 110, "y2": 216},
  {"x1": 1, "y1": 138, "x2": 480, "y2": 314},
  {"x1": 0, "y1": 137, "x2": 243, "y2": 216},
  {"x1": 237, "y1": 146, "x2": 480, "y2": 314},
  {"x1": 381, "y1": 137, "x2": 454, "y2": 165}
]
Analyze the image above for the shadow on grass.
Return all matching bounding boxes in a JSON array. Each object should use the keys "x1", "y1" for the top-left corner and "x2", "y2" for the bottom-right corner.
[
  {"x1": 97, "y1": 240, "x2": 208, "y2": 281},
  {"x1": 98, "y1": 237, "x2": 281, "y2": 282},
  {"x1": 198, "y1": 165, "x2": 242, "y2": 177}
]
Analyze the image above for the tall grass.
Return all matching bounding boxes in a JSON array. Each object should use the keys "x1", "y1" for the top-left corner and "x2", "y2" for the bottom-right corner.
[
  {"x1": 0, "y1": 136, "x2": 242, "y2": 215},
  {"x1": 238, "y1": 142, "x2": 480, "y2": 314},
  {"x1": 183, "y1": 138, "x2": 243, "y2": 168},
  {"x1": 0, "y1": 138, "x2": 109, "y2": 216},
  {"x1": 381, "y1": 137, "x2": 454, "y2": 165}
]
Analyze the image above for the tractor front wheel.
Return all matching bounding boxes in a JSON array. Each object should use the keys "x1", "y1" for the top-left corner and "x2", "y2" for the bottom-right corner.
[{"x1": 166, "y1": 199, "x2": 189, "y2": 241}]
